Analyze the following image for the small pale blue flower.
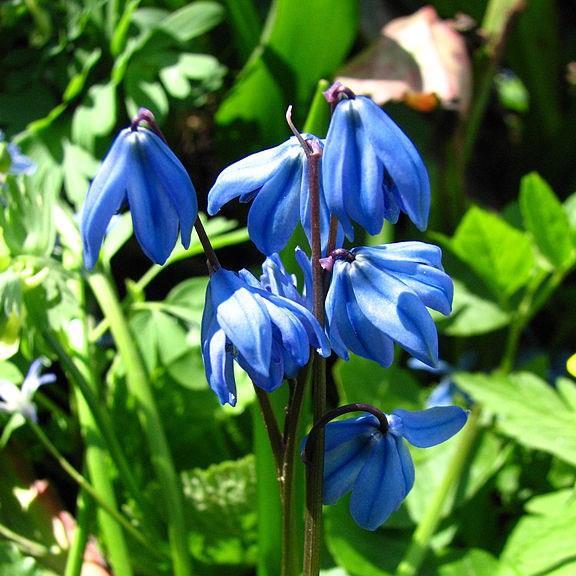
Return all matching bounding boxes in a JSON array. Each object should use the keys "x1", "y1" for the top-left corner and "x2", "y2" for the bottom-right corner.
[
  {"x1": 0, "y1": 131, "x2": 36, "y2": 177},
  {"x1": 310, "y1": 406, "x2": 467, "y2": 530},
  {"x1": 81, "y1": 110, "x2": 198, "y2": 269},
  {"x1": 201, "y1": 266, "x2": 330, "y2": 406},
  {"x1": 322, "y1": 82, "x2": 430, "y2": 238},
  {"x1": 323, "y1": 242, "x2": 453, "y2": 367},
  {"x1": 0, "y1": 359, "x2": 56, "y2": 422},
  {"x1": 207, "y1": 136, "x2": 335, "y2": 255}
]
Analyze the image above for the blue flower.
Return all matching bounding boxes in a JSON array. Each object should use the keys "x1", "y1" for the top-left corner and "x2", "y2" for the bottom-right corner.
[
  {"x1": 81, "y1": 113, "x2": 198, "y2": 269},
  {"x1": 407, "y1": 357, "x2": 474, "y2": 408},
  {"x1": 207, "y1": 136, "x2": 336, "y2": 255},
  {"x1": 0, "y1": 359, "x2": 56, "y2": 422},
  {"x1": 311, "y1": 406, "x2": 467, "y2": 530},
  {"x1": 322, "y1": 83, "x2": 430, "y2": 238},
  {"x1": 0, "y1": 131, "x2": 36, "y2": 177},
  {"x1": 201, "y1": 266, "x2": 330, "y2": 406},
  {"x1": 323, "y1": 242, "x2": 453, "y2": 367}
]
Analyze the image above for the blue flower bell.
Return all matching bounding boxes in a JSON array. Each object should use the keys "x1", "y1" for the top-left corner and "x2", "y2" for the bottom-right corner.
[{"x1": 81, "y1": 109, "x2": 198, "y2": 269}]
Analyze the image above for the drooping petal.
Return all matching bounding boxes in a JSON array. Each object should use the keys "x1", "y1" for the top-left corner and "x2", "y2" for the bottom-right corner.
[
  {"x1": 326, "y1": 261, "x2": 395, "y2": 366},
  {"x1": 359, "y1": 242, "x2": 444, "y2": 269},
  {"x1": 350, "y1": 433, "x2": 410, "y2": 530},
  {"x1": 142, "y1": 129, "x2": 197, "y2": 248},
  {"x1": 201, "y1": 285, "x2": 237, "y2": 406},
  {"x1": 210, "y1": 268, "x2": 272, "y2": 379},
  {"x1": 357, "y1": 97, "x2": 430, "y2": 231},
  {"x1": 125, "y1": 131, "x2": 180, "y2": 264},
  {"x1": 207, "y1": 141, "x2": 296, "y2": 215},
  {"x1": 22, "y1": 359, "x2": 56, "y2": 397},
  {"x1": 392, "y1": 406, "x2": 468, "y2": 448},
  {"x1": 260, "y1": 254, "x2": 303, "y2": 304},
  {"x1": 247, "y1": 152, "x2": 302, "y2": 254},
  {"x1": 322, "y1": 416, "x2": 380, "y2": 504},
  {"x1": 356, "y1": 248, "x2": 453, "y2": 315},
  {"x1": 81, "y1": 130, "x2": 131, "y2": 269},
  {"x1": 350, "y1": 259, "x2": 439, "y2": 365},
  {"x1": 295, "y1": 247, "x2": 314, "y2": 310}
]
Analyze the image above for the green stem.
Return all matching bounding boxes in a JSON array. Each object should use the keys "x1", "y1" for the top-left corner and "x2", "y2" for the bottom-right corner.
[
  {"x1": 44, "y1": 331, "x2": 153, "y2": 524},
  {"x1": 396, "y1": 407, "x2": 482, "y2": 576},
  {"x1": 64, "y1": 488, "x2": 93, "y2": 576},
  {"x1": 254, "y1": 384, "x2": 285, "y2": 475},
  {"x1": 0, "y1": 521, "x2": 49, "y2": 557},
  {"x1": 88, "y1": 271, "x2": 193, "y2": 576},
  {"x1": 28, "y1": 420, "x2": 156, "y2": 555}
]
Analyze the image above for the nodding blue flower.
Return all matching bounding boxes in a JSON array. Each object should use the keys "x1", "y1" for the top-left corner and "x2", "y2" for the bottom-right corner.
[
  {"x1": 322, "y1": 242, "x2": 453, "y2": 367},
  {"x1": 201, "y1": 266, "x2": 330, "y2": 406},
  {"x1": 322, "y1": 82, "x2": 430, "y2": 238},
  {"x1": 207, "y1": 136, "x2": 337, "y2": 255},
  {"x1": 307, "y1": 406, "x2": 467, "y2": 530},
  {"x1": 81, "y1": 109, "x2": 198, "y2": 269},
  {"x1": 407, "y1": 357, "x2": 474, "y2": 408},
  {"x1": 0, "y1": 131, "x2": 36, "y2": 177},
  {"x1": 0, "y1": 359, "x2": 56, "y2": 422}
]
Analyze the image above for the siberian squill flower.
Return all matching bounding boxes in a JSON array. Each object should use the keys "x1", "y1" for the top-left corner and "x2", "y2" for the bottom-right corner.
[
  {"x1": 81, "y1": 109, "x2": 198, "y2": 269},
  {"x1": 201, "y1": 266, "x2": 330, "y2": 406},
  {"x1": 322, "y1": 82, "x2": 430, "y2": 238},
  {"x1": 207, "y1": 136, "x2": 336, "y2": 255},
  {"x1": 322, "y1": 242, "x2": 453, "y2": 367},
  {"x1": 305, "y1": 406, "x2": 467, "y2": 530},
  {"x1": 0, "y1": 359, "x2": 56, "y2": 422}
]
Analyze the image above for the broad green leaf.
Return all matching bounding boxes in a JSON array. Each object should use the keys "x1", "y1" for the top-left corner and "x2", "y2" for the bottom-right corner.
[
  {"x1": 62, "y1": 49, "x2": 102, "y2": 102},
  {"x1": 0, "y1": 361, "x2": 22, "y2": 382},
  {"x1": 455, "y1": 372, "x2": 576, "y2": 466},
  {"x1": 334, "y1": 356, "x2": 421, "y2": 412},
  {"x1": 101, "y1": 213, "x2": 133, "y2": 264},
  {"x1": 449, "y1": 206, "x2": 535, "y2": 299},
  {"x1": 501, "y1": 500, "x2": 576, "y2": 575},
  {"x1": 519, "y1": 172, "x2": 574, "y2": 269},
  {"x1": 564, "y1": 192, "x2": 576, "y2": 243},
  {"x1": 158, "y1": 2, "x2": 225, "y2": 43},
  {"x1": 221, "y1": 0, "x2": 262, "y2": 61},
  {"x1": 71, "y1": 82, "x2": 117, "y2": 151},
  {"x1": 524, "y1": 489, "x2": 575, "y2": 517},
  {"x1": 124, "y1": 72, "x2": 169, "y2": 120},
  {"x1": 181, "y1": 456, "x2": 257, "y2": 566},
  {"x1": 437, "y1": 278, "x2": 510, "y2": 336},
  {"x1": 62, "y1": 140, "x2": 99, "y2": 206},
  {"x1": 216, "y1": 0, "x2": 358, "y2": 151}
]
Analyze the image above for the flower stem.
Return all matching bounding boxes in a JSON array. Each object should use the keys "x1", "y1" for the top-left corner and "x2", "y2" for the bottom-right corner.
[
  {"x1": 27, "y1": 419, "x2": 158, "y2": 556},
  {"x1": 254, "y1": 384, "x2": 285, "y2": 475},
  {"x1": 88, "y1": 271, "x2": 193, "y2": 576},
  {"x1": 64, "y1": 489, "x2": 92, "y2": 576},
  {"x1": 395, "y1": 406, "x2": 481, "y2": 576},
  {"x1": 302, "y1": 138, "x2": 326, "y2": 576}
]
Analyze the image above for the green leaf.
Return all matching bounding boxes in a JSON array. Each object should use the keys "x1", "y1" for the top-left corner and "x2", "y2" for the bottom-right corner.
[
  {"x1": 71, "y1": 82, "x2": 117, "y2": 151},
  {"x1": 563, "y1": 192, "x2": 576, "y2": 243},
  {"x1": 455, "y1": 372, "x2": 576, "y2": 466},
  {"x1": 158, "y1": 2, "x2": 225, "y2": 43},
  {"x1": 437, "y1": 278, "x2": 511, "y2": 336},
  {"x1": 448, "y1": 206, "x2": 535, "y2": 299},
  {"x1": 0, "y1": 542, "x2": 48, "y2": 576},
  {"x1": 524, "y1": 488, "x2": 575, "y2": 517},
  {"x1": 216, "y1": 0, "x2": 358, "y2": 151},
  {"x1": 519, "y1": 172, "x2": 574, "y2": 269},
  {"x1": 101, "y1": 213, "x2": 134, "y2": 264},
  {"x1": 501, "y1": 499, "x2": 576, "y2": 575},
  {"x1": 324, "y1": 500, "x2": 410, "y2": 576},
  {"x1": 334, "y1": 355, "x2": 421, "y2": 412},
  {"x1": 62, "y1": 48, "x2": 102, "y2": 102},
  {"x1": 181, "y1": 456, "x2": 257, "y2": 566},
  {"x1": 62, "y1": 141, "x2": 100, "y2": 207},
  {"x1": 436, "y1": 548, "x2": 515, "y2": 576}
]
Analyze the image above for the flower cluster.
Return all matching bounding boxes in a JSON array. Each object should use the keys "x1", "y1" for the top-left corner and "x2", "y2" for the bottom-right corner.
[{"x1": 81, "y1": 81, "x2": 465, "y2": 532}]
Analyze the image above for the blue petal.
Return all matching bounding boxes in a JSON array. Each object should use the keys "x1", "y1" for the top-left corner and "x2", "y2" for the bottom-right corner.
[
  {"x1": 81, "y1": 130, "x2": 130, "y2": 269},
  {"x1": 356, "y1": 247, "x2": 453, "y2": 315},
  {"x1": 357, "y1": 242, "x2": 444, "y2": 270},
  {"x1": 350, "y1": 433, "x2": 410, "y2": 530},
  {"x1": 260, "y1": 254, "x2": 303, "y2": 303},
  {"x1": 201, "y1": 290, "x2": 237, "y2": 406},
  {"x1": 322, "y1": 416, "x2": 380, "y2": 504},
  {"x1": 125, "y1": 131, "x2": 180, "y2": 264},
  {"x1": 238, "y1": 344, "x2": 285, "y2": 392},
  {"x1": 357, "y1": 97, "x2": 430, "y2": 231},
  {"x1": 210, "y1": 268, "x2": 272, "y2": 379},
  {"x1": 142, "y1": 129, "x2": 198, "y2": 249},
  {"x1": 207, "y1": 141, "x2": 294, "y2": 215},
  {"x1": 247, "y1": 150, "x2": 303, "y2": 254},
  {"x1": 295, "y1": 247, "x2": 313, "y2": 310},
  {"x1": 426, "y1": 379, "x2": 457, "y2": 408},
  {"x1": 392, "y1": 407, "x2": 468, "y2": 448},
  {"x1": 326, "y1": 261, "x2": 394, "y2": 366},
  {"x1": 349, "y1": 259, "x2": 439, "y2": 365}
]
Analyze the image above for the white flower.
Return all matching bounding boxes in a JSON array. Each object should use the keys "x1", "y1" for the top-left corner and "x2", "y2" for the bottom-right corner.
[{"x1": 0, "y1": 359, "x2": 56, "y2": 422}]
